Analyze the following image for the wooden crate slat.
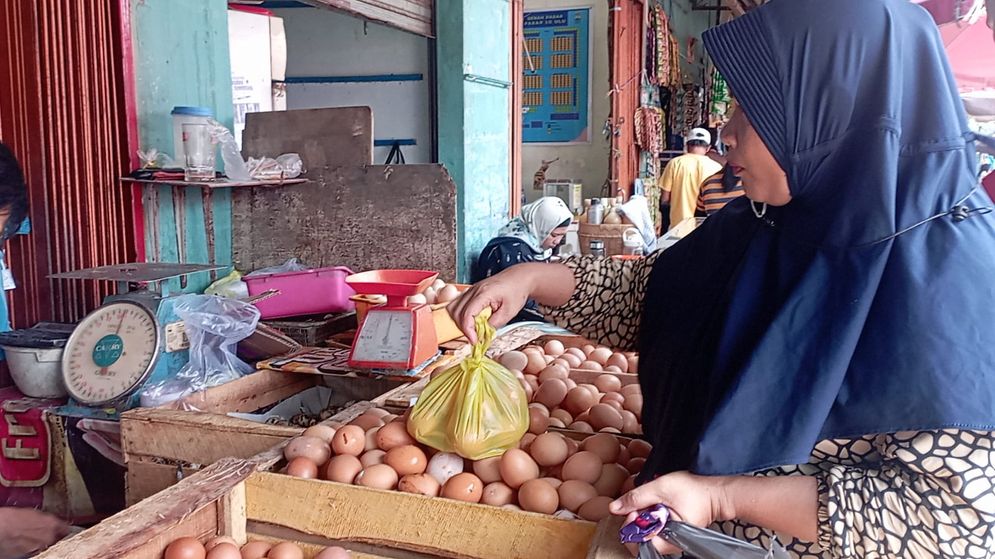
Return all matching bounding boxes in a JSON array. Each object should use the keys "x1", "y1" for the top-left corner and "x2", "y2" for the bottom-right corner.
[
  {"x1": 168, "y1": 370, "x2": 318, "y2": 414},
  {"x1": 245, "y1": 472, "x2": 597, "y2": 559},
  {"x1": 38, "y1": 459, "x2": 254, "y2": 559}
]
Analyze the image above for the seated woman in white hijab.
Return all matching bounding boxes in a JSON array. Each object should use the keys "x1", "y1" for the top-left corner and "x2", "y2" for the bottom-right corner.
[{"x1": 473, "y1": 197, "x2": 573, "y2": 322}]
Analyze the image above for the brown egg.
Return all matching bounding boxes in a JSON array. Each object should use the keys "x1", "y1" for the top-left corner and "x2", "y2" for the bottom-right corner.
[
  {"x1": 562, "y1": 451, "x2": 604, "y2": 484},
  {"x1": 205, "y1": 536, "x2": 238, "y2": 551},
  {"x1": 564, "y1": 347, "x2": 587, "y2": 361},
  {"x1": 472, "y1": 456, "x2": 504, "y2": 483},
  {"x1": 523, "y1": 374, "x2": 541, "y2": 394},
  {"x1": 519, "y1": 433, "x2": 537, "y2": 451},
  {"x1": 627, "y1": 355, "x2": 639, "y2": 373},
  {"x1": 557, "y1": 479, "x2": 598, "y2": 512},
  {"x1": 543, "y1": 340, "x2": 565, "y2": 356},
  {"x1": 323, "y1": 455, "x2": 363, "y2": 484},
  {"x1": 239, "y1": 541, "x2": 272, "y2": 559},
  {"x1": 499, "y1": 351, "x2": 529, "y2": 371},
  {"x1": 398, "y1": 473, "x2": 441, "y2": 496},
  {"x1": 356, "y1": 463, "x2": 399, "y2": 489},
  {"x1": 481, "y1": 481, "x2": 515, "y2": 506},
  {"x1": 524, "y1": 351, "x2": 546, "y2": 375},
  {"x1": 620, "y1": 384, "x2": 642, "y2": 397},
  {"x1": 627, "y1": 457, "x2": 647, "y2": 475},
  {"x1": 385, "y1": 445, "x2": 427, "y2": 476},
  {"x1": 578, "y1": 496, "x2": 614, "y2": 521},
  {"x1": 594, "y1": 463, "x2": 630, "y2": 498},
  {"x1": 617, "y1": 445, "x2": 631, "y2": 465},
  {"x1": 518, "y1": 479, "x2": 559, "y2": 514},
  {"x1": 563, "y1": 378, "x2": 578, "y2": 390},
  {"x1": 601, "y1": 428, "x2": 622, "y2": 434},
  {"x1": 499, "y1": 448, "x2": 540, "y2": 488},
  {"x1": 437, "y1": 284, "x2": 461, "y2": 303},
  {"x1": 582, "y1": 433, "x2": 622, "y2": 463},
  {"x1": 534, "y1": 378, "x2": 568, "y2": 408},
  {"x1": 285, "y1": 457, "x2": 319, "y2": 479},
  {"x1": 442, "y1": 472, "x2": 484, "y2": 502},
  {"x1": 544, "y1": 354, "x2": 556, "y2": 364},
  {"x1": 600, "y1": 392, "x2": 624, "y2": 405},
  {"x1": 302, "y1": 424, "x2": 337, "y2": 444},
  {"x1": 579, "y1": 360, "x2": 604, "y2": 371},
  {"x1": 606, "y1": 353, "x2": 629, "y2": 373},
  {"x1": 540, "y1": 476, "x2": 563, "y2": 489},
  {"x1": 315, "y1": 547, "x2": 352, "y2": 559},
  {"x1": 620, "y1": 410, "x2": 640, "y2": 433},
  {"x1": 601, "y1": 400, "x2": 623, "y2": 412},
  {"x1": 628, "y1": 439, "x2": 652, "y2": 458},
  {"x1": 538, "y1": 364, "x2": 568, "y2": 384},
  {"x1": 563, "y1": 387, "x2": 597, "y2": 415},
  {"x1": 551, "y1": 358, "x2": 573, "y2": 371},
  {"x1": 568, "y1": 421, "x2": 594, "y2": 433},
  {"x1": 594, "y1": 374, "x2": 623, "y2": 393},
  {"x1": 549, "y1": 408, "x2": 573, "y2": 425},
  {"x1": 565, "y1": 437, "x2": 580, "y2": 456},
  {"x1": 623, "y1": 394, "x2": 643, "y2": 418},
  {"x1": 520, "y1": 380, "x2": 534, "y2": 400},
  {"x1": 603, "y1": 365, "x2": 623, "y2": 374},
  {"x1": 529, "y1": 432, "x2": 569, "y2": 467},
  {"x1": 576, "y1": 411, "x2": 591, "y2": 423},
  {"x1": 366, "y1": 407, "x2": 392, "y2": 418},
  {"x1": 548, "y1": 417, "x2": 565, "y2": 428},
  {"x1": 621, "y1": 475, "x2": 637, "y2": 494},
  {"x1": 589, "y1": 347, "x2": 613, "y2": 366},
  {"x1": 331, "y1": 425, "x2": 366, "y2": 456},
  {"x1": 581, "y1": 344, "x2": 596, "y2": 356},
  {"x1": 528, "y1": 405, "x2": 550, "y2": 435},
  {"x1": 360, "y1": 449, "x2": 387, "y2": 467},
  {"x1": 560, "y1": 353, "x2": 583, "y2": 368},
  {"x1": 364, "y1": 428, "x2": 379, "y2": 452},
  {"x1": 284, "y1": 436, "x2": 331, "y2": 465},
  {"x1": 268, "y1": 542, "x2": 304, "y2": 559},
  {"x1": 375, "y1": 421, "x2": 416, "y2": 451},
  {"x1": 588, "y1": 404, "x2": 625, "y2": 431},
  {"x1": 382, "y1": 414, "x2": 398, "y2": 423},
  {"x1": 205, "y1": 542, "x2": 240, "y2": 559},
  {"x1": 164, "y1": 537, "x2": 206, "y2": 559},
  {"x1": 349, "y1": 413, "x2": 384, "y2": 431}
]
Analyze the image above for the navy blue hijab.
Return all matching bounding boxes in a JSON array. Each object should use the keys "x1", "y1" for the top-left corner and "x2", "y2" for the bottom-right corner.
[{"x1": 638, "y1": 0, "x2": 995, "y2": 477}]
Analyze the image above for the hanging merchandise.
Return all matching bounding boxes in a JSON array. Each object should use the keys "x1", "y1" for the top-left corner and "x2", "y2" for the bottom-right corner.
[
  {"x1": 634, "y1": 106, "x2": 664, "y2": 177},
  {"x1": 682, "y1": 84, "x2": 703, "y2": 135},
  {"x1": 709, "y1": 69, "x2": 732, "y2": 127}
]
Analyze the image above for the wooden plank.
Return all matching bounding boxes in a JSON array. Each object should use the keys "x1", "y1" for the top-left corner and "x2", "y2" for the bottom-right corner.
[
  {"x1": 245, "y1": 472, "x2": 597, "y2": 559},
  {"x1": 230, "y1": 164, "x2": 457, "y2": 279},
  {"x1": 302, "y1": 0, "x2": 433, "y2": 38},
  {"x1": 568, "y1": 369, "x2": 639, "y2": 386},
  {"x1": 125, "y1": 458, "x2": 200, "y2": 507},
  {"x1": 38, "y1": 459, "x2": 255, "y2": 559},
  {"x1": 121, "y1": 177, "x2": 308, "y2": 189},
  {"x1": 166, "y1": 370, "x2": 318, "y2": 414},
  {"x1": 242, "y1": 107, "x2": 374, "y2": 168},
  {"x1": 219, "y1": 482, "x2": 247, "y2": 544},
  {"x1": 248, "y1": 530, "x2": 422, "y2": 559},
  {"x1": 121, "y1": 408, "x2": 303, "y2": 464},
  {"x1": 585, "y1": 516, "x2": 631, "y2": 559}
]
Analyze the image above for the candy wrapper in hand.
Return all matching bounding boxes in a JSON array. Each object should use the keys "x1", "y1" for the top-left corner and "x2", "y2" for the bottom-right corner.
[{"x1": 407, "y1": 308, "x2": 529, "y2": 459}]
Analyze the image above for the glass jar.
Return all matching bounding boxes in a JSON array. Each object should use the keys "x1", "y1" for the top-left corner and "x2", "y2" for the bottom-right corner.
[{"x1": 589, "y1": 239, "x2": 606, "y2": 257}]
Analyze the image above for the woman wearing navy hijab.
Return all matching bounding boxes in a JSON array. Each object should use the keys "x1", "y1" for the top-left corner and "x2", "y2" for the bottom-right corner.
[{"x1": 452, "y1": 0, "x2": 995, "y2": 555}]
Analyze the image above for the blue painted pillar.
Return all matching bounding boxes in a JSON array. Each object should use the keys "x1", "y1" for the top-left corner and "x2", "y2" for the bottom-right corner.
[
  {"x1": 131, "y1": 0, "x2": 235, "y2": 293},
  {"x1": 437, "y1": 0, "x2": 512, "y2": 282}
]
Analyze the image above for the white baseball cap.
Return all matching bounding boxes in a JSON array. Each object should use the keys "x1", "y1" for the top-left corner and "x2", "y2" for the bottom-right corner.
[{"x1": 687, "y1": 128, "x2": 712, "y2": 145}]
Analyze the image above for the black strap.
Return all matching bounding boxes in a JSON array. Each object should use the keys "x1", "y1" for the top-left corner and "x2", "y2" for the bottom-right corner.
[{"x1": 384, "y1": 141, "x2": 406, "y2": 165}]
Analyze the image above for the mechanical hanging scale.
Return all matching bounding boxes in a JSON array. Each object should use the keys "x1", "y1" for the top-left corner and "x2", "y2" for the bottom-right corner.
[{"x1": 50, "y1": 263, "x2": 222, "y2": 415}]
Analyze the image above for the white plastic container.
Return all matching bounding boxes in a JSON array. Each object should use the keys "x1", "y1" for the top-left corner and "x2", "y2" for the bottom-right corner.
[
  {"x1": 1, "y1": 345, "x2": 67, "y2": 398},
  {"x1": 171, "y1": 106, "x2": 214, "y2": 164}
]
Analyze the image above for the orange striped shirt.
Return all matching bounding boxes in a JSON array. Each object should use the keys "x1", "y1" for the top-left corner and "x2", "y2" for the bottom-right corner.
[{"x1": 696, "y1": 170, "x2": 745, "y2": 216}]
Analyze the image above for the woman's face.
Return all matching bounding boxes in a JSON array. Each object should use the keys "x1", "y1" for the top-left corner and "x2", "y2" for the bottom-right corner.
[
  {"x1": 724, "y1": 103, "x2": 792, "y2": 206},
  {"x1": 542, "y1": 226, "x2": 568, "y2": 249}
]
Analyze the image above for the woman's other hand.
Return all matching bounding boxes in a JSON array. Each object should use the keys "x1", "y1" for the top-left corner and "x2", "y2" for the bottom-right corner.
[
  {"x1": 0, "y1": 507, "x2": 71, "y2": 558},
  {"x1": 609, "y1": 471, "x2": 732, "y2": 556}
]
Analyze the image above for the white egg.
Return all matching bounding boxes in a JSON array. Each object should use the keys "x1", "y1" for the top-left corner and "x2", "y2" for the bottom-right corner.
[
  {"x1": 424, "y1": 287, "x2": 438, "y2": 305},
  {"x1": 407, "y1": 294, "x2": 427, "y2": 306},
  {"x1": 426, "y1": 452, "x2": 464, "y2": 485},
  {"x1": 437, "y1": 284, "x2": 460, "y2": 303},
  {"x1": 431, "y1": 279, "x2": 446, "y2": 291}
]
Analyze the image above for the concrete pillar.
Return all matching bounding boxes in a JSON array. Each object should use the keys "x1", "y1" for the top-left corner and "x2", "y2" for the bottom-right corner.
[{"x1": 437, "y1": 0, "x2": 513, "y2": 282}]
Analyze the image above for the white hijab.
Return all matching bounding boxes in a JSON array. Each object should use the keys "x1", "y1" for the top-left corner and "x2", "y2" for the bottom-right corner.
[{"x1": 497, "y1": 197, "x2": 574, "y2": 259}]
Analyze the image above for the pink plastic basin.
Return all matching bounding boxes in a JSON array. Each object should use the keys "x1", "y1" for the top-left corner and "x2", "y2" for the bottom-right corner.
[{"x1": 245, "y1": 266, "x2": 355, "y2": 319}]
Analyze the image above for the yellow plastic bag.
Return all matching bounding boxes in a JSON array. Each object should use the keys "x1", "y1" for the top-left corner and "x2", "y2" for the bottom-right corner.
[{"x1": 407, "y1": 309, "x2": 529, "y2": 459}]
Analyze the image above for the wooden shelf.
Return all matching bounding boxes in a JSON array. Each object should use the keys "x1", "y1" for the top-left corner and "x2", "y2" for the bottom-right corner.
[{"x1": 121, "y1": 177, "x2": 307, "y2": 189}]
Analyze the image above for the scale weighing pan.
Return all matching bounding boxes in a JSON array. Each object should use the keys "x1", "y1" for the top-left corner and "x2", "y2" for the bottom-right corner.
[{"x1": 345, "y1": 270, "x2": 438, "y2": 305}]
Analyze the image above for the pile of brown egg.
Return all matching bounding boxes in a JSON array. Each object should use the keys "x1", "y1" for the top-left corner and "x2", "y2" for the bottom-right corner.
[
  {"x1": 498, "y1": 340, "x2": 643, "y2": 435},
  {"x1": 163, "y1": 535, "x2": 349, "y2": 559},
  {"x1": 280, "y1": 408, "x2": 651, "y2": 521}
]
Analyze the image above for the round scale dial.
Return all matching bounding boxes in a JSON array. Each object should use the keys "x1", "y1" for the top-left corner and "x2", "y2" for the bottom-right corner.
[{"x1": 62, "y1": 301, "x2": 161, "y2": 406}]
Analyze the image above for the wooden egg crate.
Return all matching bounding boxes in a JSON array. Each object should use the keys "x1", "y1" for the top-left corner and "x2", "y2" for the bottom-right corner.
[{"x1": 38, "y1": 455, "x2": 630, "y2": 559}]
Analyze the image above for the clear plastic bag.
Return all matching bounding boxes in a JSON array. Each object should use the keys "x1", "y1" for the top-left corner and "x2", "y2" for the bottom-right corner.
[
  {"x1": 246, "y1": 153, "x2": 304, "y2": 180},
  {"x1": 246, "y1": 257, "x2": 309, "y2": 277},
  {"x1": 139, "y1": 295, "x2": 260, "y2": 407},
  {"x1": 407, "y1": 309, "x2": 529, "y2": 459},
  {"x1": 206, "y1": 119, "x2": 252, "y2": 181}
]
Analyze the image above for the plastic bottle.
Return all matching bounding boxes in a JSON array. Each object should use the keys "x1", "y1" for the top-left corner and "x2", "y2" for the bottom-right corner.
[{"x1": 588, "y1": 199, "x2": 604, "y2": 225}]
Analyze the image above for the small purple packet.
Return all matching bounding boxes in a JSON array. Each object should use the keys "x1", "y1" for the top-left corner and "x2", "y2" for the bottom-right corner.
[{"x1": 619, "y1": 504, "x2": 670, "y2": 544}]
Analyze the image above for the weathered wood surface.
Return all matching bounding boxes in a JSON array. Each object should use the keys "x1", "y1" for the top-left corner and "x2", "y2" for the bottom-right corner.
[
  {"x1": 301, "y1": 0, "x2": 434, "y2": 38},
  {"x1": 242, "y1": 107, "x2": 373, "y2": 168},
  {"x1": 231, "y1": 164, "x2": 457, "y2": 279},
  {"x1": 246, "y1": 471, "x2": 597, "y2": 559},
  {"x1": 38, "y1": 459, "x2": 255, "y2": 559}
]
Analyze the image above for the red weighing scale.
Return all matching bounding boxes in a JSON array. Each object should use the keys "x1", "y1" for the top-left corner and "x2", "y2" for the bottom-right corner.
[{"x1": 345, "y1": 270, "x2": 440, "y2": 370}]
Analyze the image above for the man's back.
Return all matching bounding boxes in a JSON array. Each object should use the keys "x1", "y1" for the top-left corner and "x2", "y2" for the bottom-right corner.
[{"x1": 660, "y1": 153, "x2": 722, "y2": 228}]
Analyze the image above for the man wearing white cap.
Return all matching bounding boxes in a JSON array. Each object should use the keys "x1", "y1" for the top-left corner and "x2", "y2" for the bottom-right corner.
[{"x1": 658, "y1": 127, "x2": 723, "y2": 231}]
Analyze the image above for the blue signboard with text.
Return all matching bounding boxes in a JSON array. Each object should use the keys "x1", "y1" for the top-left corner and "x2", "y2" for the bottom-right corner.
[{"x1": 522, "y1": 8, "x2": 590, "y2": 144}]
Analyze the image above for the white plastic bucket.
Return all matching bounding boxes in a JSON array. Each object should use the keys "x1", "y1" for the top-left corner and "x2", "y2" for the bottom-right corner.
[{"x1": 1, "y1": 345, "x2": 67, "y2": 398}]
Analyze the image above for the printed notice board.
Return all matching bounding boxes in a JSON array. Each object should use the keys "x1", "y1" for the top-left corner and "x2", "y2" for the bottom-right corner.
[{"x1": 522, "y1": 8, "x2": 590, "y2": 144}]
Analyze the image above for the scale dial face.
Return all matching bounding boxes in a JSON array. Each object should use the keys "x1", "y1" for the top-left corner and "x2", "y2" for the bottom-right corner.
[
  {"x1": 62, "y1": 301, "x2": 161, "y2": 406},
  {"x1": 352, "y1": 310, "x2": 413, "y2": 364}
]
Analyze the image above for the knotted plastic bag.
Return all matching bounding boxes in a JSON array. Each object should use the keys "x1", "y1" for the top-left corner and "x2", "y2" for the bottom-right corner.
[{"x1": 407, "y1": 309, "x2": 529, "y2": 459}]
